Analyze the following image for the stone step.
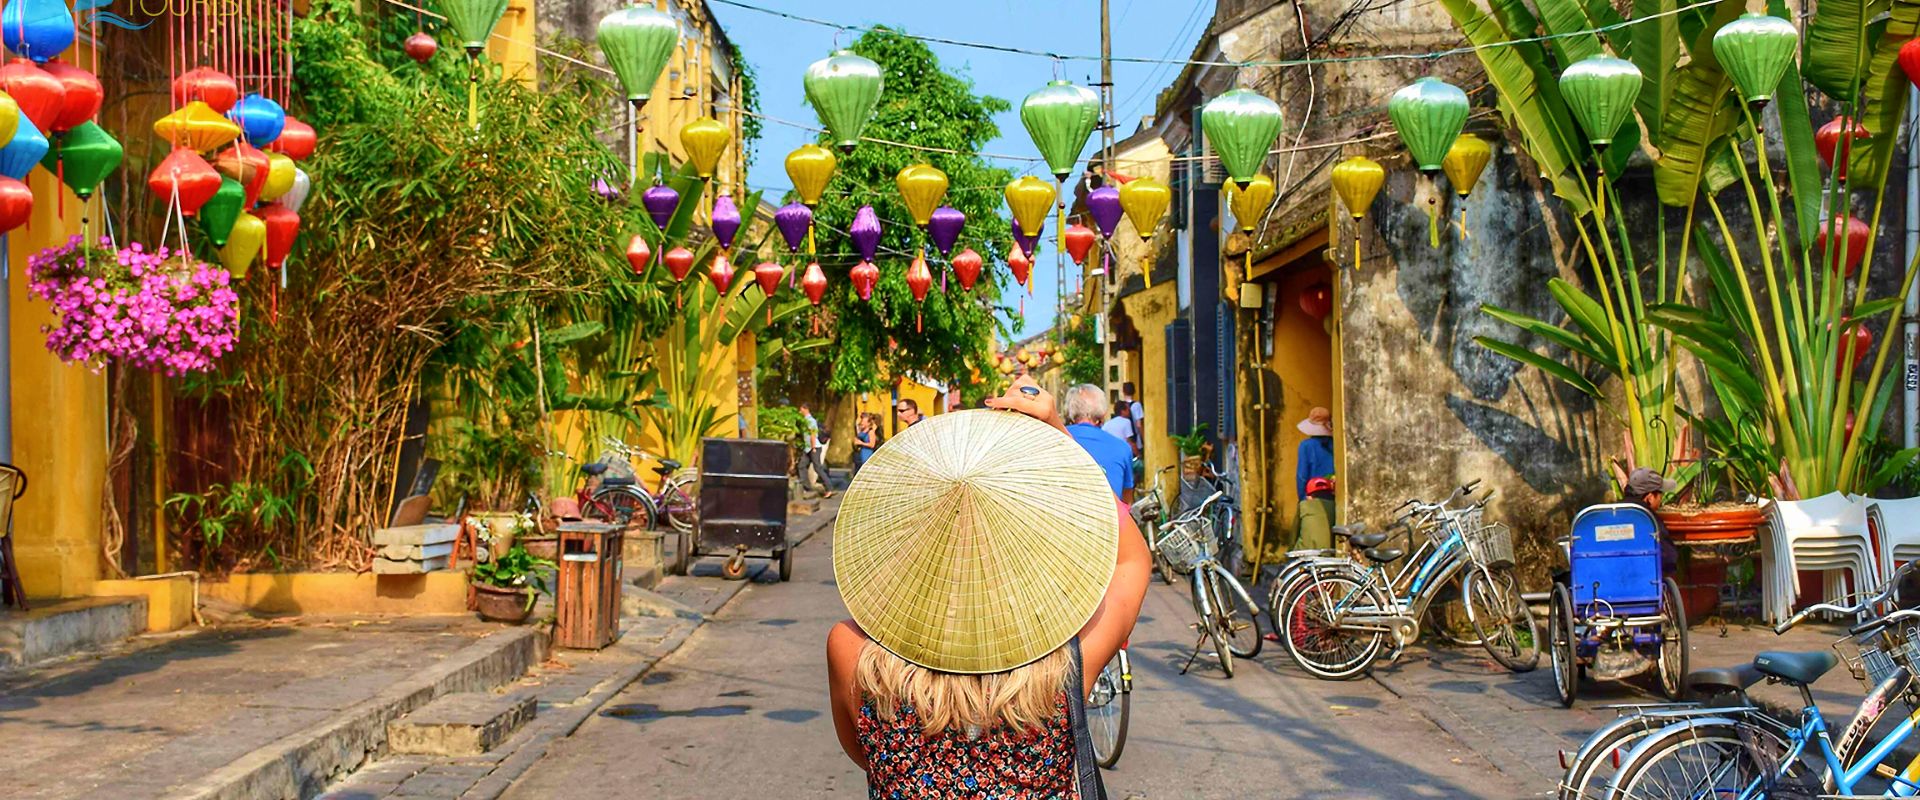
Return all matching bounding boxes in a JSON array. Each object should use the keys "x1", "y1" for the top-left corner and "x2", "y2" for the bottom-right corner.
[
  {"x1": 386, "y1": 690, "x2": 537, "y2": 757},
  {"x1": 372, "y1": 555, "x2": 451, "y2": 574},
  {"x1": 372, "y1": 523, "x2": 461, "y2": 547},
  {"x1": 378, "y1": 540, "x2": 456, "y2": 561},
  {"x1": 0, "y1": 595, "x2": 146, "y2": 669}
]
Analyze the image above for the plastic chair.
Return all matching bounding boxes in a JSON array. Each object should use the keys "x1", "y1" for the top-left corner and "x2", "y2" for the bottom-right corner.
[
  {"x1": 1764, "y1": 493, "x2": 1873, "y2": 623},
  {"x1": 1865, "y1": 496, "x2": 1920, "y2": 579}
]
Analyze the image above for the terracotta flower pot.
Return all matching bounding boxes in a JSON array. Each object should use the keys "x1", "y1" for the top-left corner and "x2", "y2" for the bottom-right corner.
[
  {"x1": 519, "y1": 535, "x2": 558, "y2": 562},
  {"x1": 473, "y1": 582, "x2": 533, "y2": 624},
  {"x1": 1656, "y1": 504, "x2": 1766, "y2": 543}
]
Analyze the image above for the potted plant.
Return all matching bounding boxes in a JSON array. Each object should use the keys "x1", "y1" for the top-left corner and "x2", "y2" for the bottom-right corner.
[
  {"x1": 470, "y1": 544, "x2": 555, "y2": 623},
  {"x1": 1172, "y1": 424, "x2": 1212, "y2": 480}
]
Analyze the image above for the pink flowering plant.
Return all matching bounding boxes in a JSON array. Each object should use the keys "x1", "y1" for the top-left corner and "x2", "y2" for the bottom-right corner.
[{"x1": 26, "y1": 235, "x2": 239, "y2": 376}]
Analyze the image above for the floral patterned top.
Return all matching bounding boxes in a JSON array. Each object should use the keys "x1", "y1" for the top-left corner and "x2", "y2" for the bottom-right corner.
[{"x1": 857, "y1": 694, "x2": 1078, "y2": 799}]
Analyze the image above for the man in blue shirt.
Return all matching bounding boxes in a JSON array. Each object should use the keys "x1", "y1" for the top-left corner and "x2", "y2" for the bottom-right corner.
[{"x1": 1064, "y1": 384, "x2": 1135, "y2": 502}]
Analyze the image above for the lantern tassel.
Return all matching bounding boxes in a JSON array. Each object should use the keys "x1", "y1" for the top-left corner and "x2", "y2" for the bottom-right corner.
[
  {"x1": 1353, "y1": 228, "x2": 1362, "y2": 272},
  {"x1": 1426, "y1": 194, "x2": 1440, "y2": 249},
  {"x1": 466, "y1": 54, "x2": 479, "y2": 128},
  {"x1": 916, "y1": 310, "x2": 923, "y2": 333}
]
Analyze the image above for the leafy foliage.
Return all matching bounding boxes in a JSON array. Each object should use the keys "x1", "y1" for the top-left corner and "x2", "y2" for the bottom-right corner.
[{"x1": 1058, "y1": 314, "x2": 1102, "y2": 387}]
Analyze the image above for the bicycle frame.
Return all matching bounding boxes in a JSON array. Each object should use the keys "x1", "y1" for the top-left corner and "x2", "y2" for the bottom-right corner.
[{"x1": 1303, "y1": 513, "x2": 1479, "y2": 636}]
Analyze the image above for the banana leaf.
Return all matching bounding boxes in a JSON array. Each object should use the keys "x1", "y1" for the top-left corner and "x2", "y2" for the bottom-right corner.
[
  {"x1": 1770, "y1": 57, "x2": 1824, "y2": 251},
  {"x1": 1547, "y1": 277, "x2": 1618, "y2": 349},
  {"x1": 1853, "y1": 297, "x2": 1905, "y2": 320},
  {"x1": 1628, "y1": 0, "x2": 1677, "y2": 141},
  {"x1": 1532, "y1": 0, "x2": 1603, "y2": 66},
  {"x1": 1481, "y1": 303, "x2": 1612, "y2": 364},
  {"x1": 1849, "y1": 0, "x2": 1920, "y2": 190},
  {"x1": 1444, "y1": 0, "x2": 1593, "y2": 214},
  {"x1": 1473, "y1": 336, "x2": 1605, "y2": 397},
  {"x1": 1589, "y1": 0, "x2": 1631, "y2": 53},
  {"x1": 1653, "y1": 63, "x2": 1740, "y2": 206},
  {"x1": 1802, "y1": 0, "x2": 1889, "y2": 102}
]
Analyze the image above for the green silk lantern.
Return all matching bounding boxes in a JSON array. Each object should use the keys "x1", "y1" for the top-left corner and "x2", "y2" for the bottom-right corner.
[
  {"x1": 1020, "y1": 80, "x2": 1099, "y2": 182},
  {"x1": 804, "y1": 50, "x2": 883, "y2": 152},
  {"x1": 199, "y1": 177, "x2": 245, "y2": 247},
  {"x1": 598, "y1": 5, "x2": 679, "y2": 107},
  {"x1": 1201, "y1": 88, "x2": 1284, "y2": 189},
  {"x1": 1388, "y1": 77, "x2": 1470, "y2": 173},
  {"x1": 43, "y1": 120, "x2": 119, "y2": 200},
  {"x1": 442, "y1": 0, "x2": 511, "y2": 53},
  {"x1": 1712, "y1": 13, "x2": 1800, "y2": 106},
  {"x1": 1558, "y1": 56, "x2": 1642, "y2": 148}
]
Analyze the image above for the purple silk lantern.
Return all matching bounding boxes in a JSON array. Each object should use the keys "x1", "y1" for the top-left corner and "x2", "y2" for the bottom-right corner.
[
  {"x1": 712, "y1": 195, "x2": 742, "y2": 250},
  {"x1": 592, "y1": 177, "x2": 622, "y2": 201},
  {"x1": 928, "y1": 206, "x2": 964, "y2": 258},
  {"x1": 1088, "y1": 186, "x2": 1122, "y2": 238},
  {"x1": 1011, "y1": 217, "x2": 1042, "y2": 256},
  {"x1": 851, "y1": 205, "x2": 882, "y2": 263},
  {"x1": 642, "y1": 184, "x2": 680, "y2": 229},
  {"x1": 776, "y1": 202, "x2": 812, "y2": 253}
]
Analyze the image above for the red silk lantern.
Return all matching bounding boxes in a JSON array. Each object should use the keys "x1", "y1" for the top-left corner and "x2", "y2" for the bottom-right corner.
[
  {"x1": 907, "y1": 252, "x2": 933, "y2": 331},
  {"x1": 850, "y1": 260, "x2": 878, "y2": 301},
  {"x1": 625, "y1": 234, "x2": 652, "y2": 274},
  {"x1": 951, "y1": 247, "x2": 983, "y2": 291},
  {"x1": 1300, "y1": 282, "x2": 1333, "y2": 320},
  {"x1": 172, "y1": 66, "x2": 239, "y2": 113},
  {"x1": 1815, "y1": 118, "x2": 1869, "y2": 180},
  {"x1": 147, "y1": 147, "x2": 222, "y2": 215},
  {"x1": 404, "y1": 32, "x2": 438, "y2": 64},
  {"x1": 1063, "y1": 223, "x2": 1096, "y2": 266},
  {"x1": 0, "y1": 58, "x2": 63, "y2": 133},
  {"x1": 801, "y1": 262, "x2": 827, "y2": 305},
  {"x1": 1846, "y1": 411, "x2": 1858, "y2": 442},
  {"x1": 1901, "y1": 38, "x2": 1920, "y2": 89},
  {"x1": 753, "y1": 261, "x2": 783, "y2": 298},
  {"x1": 1007, "y1": 244, "x2": 1032, "y2": 287},
  {"x1": 1850, "y1": 323, "x2": 1873, "y2": 368},
  {"x1": 663, "y1": 246, "x2": 695, "y2": 281},
  {"x1": 258, "y1": 203, "x2": 300, "y2": 269},
  {"x1": 41, "y1": 60, "x2": 99, "y2": 133},
  {"x1": 707, "y1": 252, "x2": 734, "y2": 293},
  {"x1": 269, "y1": 117, "x2": 316, "y2": 161},
  {"x1": 1814, "y1": 216, "x2": 1872, "y2": 277},
  {"x1": 0, "y1": 176, "x2": 32, "y2": 234}
]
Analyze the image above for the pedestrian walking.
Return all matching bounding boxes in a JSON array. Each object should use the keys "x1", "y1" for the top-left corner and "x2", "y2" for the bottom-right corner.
[
  {"x1": 827, "y1": 376, "x2": 1149, "y2": 799},
  {"x1": 852, "y1": 412, "x2": 880, "y2": 476},
  {"x1": 1121, "y1": 382, "x2": 1144, "y2": 438},
  {"x1": 1064, "y1": 384, "x2": 1136, "y2": 503},
  {"x1": 894, "y1": 398, "x2": 922, "y2": 429},
  {"x1": 1100, "y1": 399, "x2": 1138, "y2": 458},
  {"x1": 799, "y1": 403, "x2": 834, "y2": 498}
]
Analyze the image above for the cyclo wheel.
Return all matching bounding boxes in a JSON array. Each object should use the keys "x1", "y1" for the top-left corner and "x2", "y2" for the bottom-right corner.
[
  {"x1": 1611, "y1": 721, "x2": 1817, "y2": 800},
  {"x1": 1549, "y1": 583, "x2": 1578, "y2": 708},
  {"x1": 1466, "y1": 567, "x2": 1541, "y2": 672},
  {"x1": 1087, "y1": 651, "x2": 1129, "y2": 768},
  {"x1": 1657, "y1": 576, "x2": 1690, "y2": 701},
  {"x1": 1211, "y1": 567, "x2": 1263, "y2": 659},
  {"x1": 1278, "y1": 571, "x2": 1385, "y2": 681}
]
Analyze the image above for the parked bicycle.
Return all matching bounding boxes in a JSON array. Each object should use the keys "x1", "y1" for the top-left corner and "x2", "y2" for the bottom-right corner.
[
  {"x1": 1087, "y1": 645, "x2": 1131, "y2": 768},
  {"x1": 1132, "y1": 466, "x2": 1178, "y2": 584},
  {"x1": 1163, "y1": 490, "x2": 1263, "y2": 677},
  {"x1": 1273, "y1": 482, "x2": 1539, "y2": 680},
  {"x1": 524, "y1": 440, "x2": 698, "y2": 537}
]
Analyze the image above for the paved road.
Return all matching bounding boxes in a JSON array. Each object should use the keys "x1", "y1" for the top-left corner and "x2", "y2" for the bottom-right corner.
[{"x1": 505, "y1": 518, "x2": 1531, "y2": 799}]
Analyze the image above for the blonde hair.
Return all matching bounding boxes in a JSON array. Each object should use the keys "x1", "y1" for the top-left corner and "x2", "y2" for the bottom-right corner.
[{"x1": 855, "y1": 641, "x2": 1073, "y2": 735}]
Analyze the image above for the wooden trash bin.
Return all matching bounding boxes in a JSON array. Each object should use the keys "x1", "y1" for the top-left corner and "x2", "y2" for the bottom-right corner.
[{"x1": 555, "y1": 522, "x2": 622, "y2": 650}]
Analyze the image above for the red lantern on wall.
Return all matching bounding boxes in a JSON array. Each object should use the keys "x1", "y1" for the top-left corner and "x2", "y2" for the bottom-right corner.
[
  {"x1": 1814, "y1": 215, "x2": 1871, "y2": 277},
  {"x1": 41, "y1": 60, "x2": 100, "y2": 133},
  {"x1": 0, "y1": 58, "x2": 64, "y2": 133},
  {"x1": 172, "y1": 66, "x2": 240, "y2": 112},
  {"x1": 1815, "y1": 117, "x2": 1869, "y2": 180},
  {"x1": 1299, "y1": 282, "x2": 1333, "y2": 320}
]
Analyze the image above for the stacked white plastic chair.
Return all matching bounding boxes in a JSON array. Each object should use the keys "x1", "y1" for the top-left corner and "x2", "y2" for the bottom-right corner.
[
  {"x1": 1866, "y1": 496, "x2": 1920, "y2": 584},
  {"x1": 1763, "y1": 493, "x2": 1875, "y2": 623}
]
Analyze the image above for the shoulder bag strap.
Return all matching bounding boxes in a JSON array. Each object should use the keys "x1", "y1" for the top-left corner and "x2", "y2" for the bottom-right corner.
[{"x1": 1067, "y1": 638, "x2": 1108, "y2": 800}]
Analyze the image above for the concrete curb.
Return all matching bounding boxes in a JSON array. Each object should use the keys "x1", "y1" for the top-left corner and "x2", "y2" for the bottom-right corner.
[{"x1": 165, "y1": 627, "x2": 542, "y2": 800}]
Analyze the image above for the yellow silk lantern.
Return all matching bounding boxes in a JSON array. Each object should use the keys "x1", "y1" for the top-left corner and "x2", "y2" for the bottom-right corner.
[
  {"x1": 896, "y1": 164, "x2": 948, "y2": 226},
  {"x1": 0, "y1": 92, "x2": 19, "y2": 154},
  {"x1": 220, "y1": 211, "x2": 265, "y2": 280},
  {"x1": 1004, "y1": 176, "x2": 1056, "y2": 241},
  {"x1": 153, "y1": 101, "x2": 242, "y2": 153},
  {"x1": 785, "y1": 144, "x2": 836, "y2": 205},
  {"x1": 260, "y1": 152, "x2": 296, "y2": 203},
  {"x1": 1441, "y1": 134, "x2": 1491, "y2": 243},
  {"x1": 1330, "y1": 156, "x2": 1385, "y2": 270},
  {"x1": 1227, "y1": 173, "x2": 1274, "y2": 232},
  {"x1": 1118, "y1": 176, "x2": 1171, "y2": 288},
  {"x1": 680, "y1": 117, "x2": 730, "y2": 180}
]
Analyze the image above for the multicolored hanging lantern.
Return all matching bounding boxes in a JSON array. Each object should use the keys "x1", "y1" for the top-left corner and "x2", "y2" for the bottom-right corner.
[
  {"x1": 906, "y1": 251, "x2": 933, "y2": 331},
  {"x1": 147, "y1": 147, "x2": 221, "y2": 215},
  {"x1": 220, "y1": 211, "x2": 265, "y2": 279},
  {"x1": 229, "y1": 93, "x2": 285, "y2": 147},
  {"x1": 1117, "y1": 176, "x2": 1169, "y2": 240},
  {"x1": 1063, "y1": 224, "x2": 1096, "y2": 265},
  {"x1": 896, "y1": 164, "x2": 948, "y2": 226},
  {"x1": 260, "y1": 152, "x2": 297, "y2": 203},
  {"x1": 1004, "y1": 176, "x2": 1055, "y2": 241},
  {"x1": 785, "y1": 144, "x2": 836, "y2": 205},
  {"x1": 663, "y1": 246, "x2": 695, "y2": 281},
  {"x1": 598, "y1": 6, "x2": 678, "y2": 106},
  {"x1": 777, "y1": 202, "x2": 813, "y2": 253},
  {"x1": 803, "y1": 50, "x2": 884, "y2": 152},
  {"x1": 442, "y1": 0, "x2": 512, "y2": 53},
  {"x1": 405, "y1": 32, "x2": 438, "y2": 64},
  {"x1": 707, "y1": 252, "x2": 735, "y2": 294},
  {"x1": 41, "y1": 60, "x2": 97, "y2": 133},
  {"x1": 284, "y1": 168, "x2": 311, "y2": 213},
  {"x1": 802, "y1": 262, "x2": 828, "y2": 305},
  {"x1": 1021, "y1": 80, "x2": 1099, "y2": 182},
  {"x1": 0, "y1": 176, "x2": 32, "y2": 234},
  {"x1": 850, "y1": 205, "x2": 881, "y2": 262},
  {"x1": 153, "y1": 101, "x2": 241, "y2": 153},
  {"x1": 1816, "y1": 216, "x2": 1872, "y2": 277},
  {"x1": 1331, "y1": 156, "x2": 1385, "y2": 219},
  {"x1": 1816, "y1": 117, "x2": 1869, "y2": 180},
  {"x1": 1, "y1": 0, "x2": 75, "y2": 64},
  {"x1": 680, "y1": 117, "x2": 730, "y2": 180},
  {"x1": 626, "y1": 234, "x2": 652, "y2": 274},
  {"x1": 258, "y1": 203, "x2": 300, "y2": 270},
  {"x1": 1388, "y1": 77, "x2": 1470, "y2": 173},
  {"x1": 0, "y1": 58, "x2": 61, "y2": 134},
  {"x1": 1007, "y1": 244, "x2": 1033, "y2": 287},
  {"x1": 712, "y1": 194, "x2": 741, "y2": 250},
  {"x1": 43, "y1": 120, "x2": 118, "y2": 200},
  {"x1": 215, "y1": 143, "x2": 270, "y2": 208},
  {"x1": 1088, "y1": 186, "x2": 1122, "y2": 238},
  {"x1": 1201, "y1": 88, "x2": 1284, "y2": 189},
  {"x1": 171, "y1": 67, "x2": 239, "y2": 112},
  {"x1": 1010, "y1": 217, "x2": 1041, "y2": 257},
  {"x1": 199, "y1": 178, "x2": 245, "y2": 246},
  {"x1": 642, "y1": 184, "x2": 679, "y2": 229},
  {"x1": 951, "y1": 247, "x2": 983, "y2": 291},
  {"x1": 1714, "y1": 14, "x2": 1800, "y2": 107},
  {"x1": 753, "y1": 261, "x2": 783, "y2": 298},
  {"x1": 0, "y1": 92, "x2": 20, "y2": 153},
  {"x1": 1226, "y1": 174, "x2": 1274, "y2": 232},
  {"x1": 1440, "y1": 135, "x2": 1491, "y2": 242},
  {"x1": 928, "y1": 206, "x2": 964, "y2": 257},
  {"x1": 269, "y1": 117, "x2": 316, "y2": 161},
  {"x1": 1558, "y1": 56, "x2": 1641, "y2": 148},
  {"x1": 850, "y1": 260, "x2": 879, "y2": 301},
  {"x1": 0, "y1": 114, "x2": 46, "y2": 180}
]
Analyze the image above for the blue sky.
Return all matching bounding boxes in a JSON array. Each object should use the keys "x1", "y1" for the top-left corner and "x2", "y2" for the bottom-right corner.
[{"x1": 708, "y1": 0, "x2": 1208, "y2": 342}]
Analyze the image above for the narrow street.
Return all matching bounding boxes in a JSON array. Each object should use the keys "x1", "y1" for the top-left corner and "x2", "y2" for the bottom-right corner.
[{"x1": 504, "y1": 516, "x2": 1532, "y2": 799}]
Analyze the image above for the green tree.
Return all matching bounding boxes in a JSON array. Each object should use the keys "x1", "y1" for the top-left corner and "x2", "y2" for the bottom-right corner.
[
  {"x1": 1058, "y1": 313, "x2": 1102, "y2": 387},
  {"x1": 765, "y1": 28, "x2": 1015, "y2": 394}
]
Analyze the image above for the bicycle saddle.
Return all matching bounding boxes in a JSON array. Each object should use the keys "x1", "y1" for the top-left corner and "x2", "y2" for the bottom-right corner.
[
  {"x1": 1752, "y1": 650, "x2": 1838, "y2": 686},
  {"x1": 602, "y1": 476, "x2": 636, "y2": 487},
  {"x1": 651, "y1": 458, "x2": 683, "y2": 475},
  {"x1": 1363, "y1": 547, "x2": 1405, "y2": 564},
  {"x1": 1331, "y1": 524, "x2": 1365, "y2": 539},
  {"x1": 1685, "y1": 664, "x2": 1763, "y2": 697},
  {"x1": 580, "y1": 463, "x2": 610, "y2": 477},
  {"x1": 1349, "y1": 532, "x2": 1390, "y2": 549}
]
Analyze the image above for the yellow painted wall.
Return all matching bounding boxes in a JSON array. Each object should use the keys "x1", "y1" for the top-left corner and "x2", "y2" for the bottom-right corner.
[
  {"x1": 93, "y1": 576, "x2": 195, "y2": 632},
  {"x1": 1238, "y1": 262, "x2": 1336, "y2": 562},
  {"x1": 489, "y1": 0, "x2": 539, "y2": 84},
  {"x1": 1119, "y1": 282, "x2": 1178, "y2": 493},
  {"x1": 203, "y1": 572, "x2": 471, "y2": 615}
]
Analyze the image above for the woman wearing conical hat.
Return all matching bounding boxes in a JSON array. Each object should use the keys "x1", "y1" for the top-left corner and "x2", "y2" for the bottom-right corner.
[{"x1": 826, "y1": 375, "x2": 1151, "y2": 799}]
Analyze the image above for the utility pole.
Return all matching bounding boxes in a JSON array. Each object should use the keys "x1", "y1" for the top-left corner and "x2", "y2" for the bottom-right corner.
[{"x1": 1097, "y1": 0, "x2": 1113, "y2": 393}]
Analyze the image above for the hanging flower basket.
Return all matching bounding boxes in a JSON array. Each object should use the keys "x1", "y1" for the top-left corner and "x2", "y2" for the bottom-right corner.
[{"x1": 25, "y1": 235, "x2": 238, "y2": 375}]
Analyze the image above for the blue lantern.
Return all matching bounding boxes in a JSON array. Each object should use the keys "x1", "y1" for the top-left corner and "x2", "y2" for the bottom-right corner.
[
  {"x1": 1, "y1": 0, "x2": 73, "y2": 64},
  {"x1": 228, "y1": 94, "x2": 285, "y2": 147},
  {"x1": 0, "y1": 115, "x2": 47, "y2": 180}
]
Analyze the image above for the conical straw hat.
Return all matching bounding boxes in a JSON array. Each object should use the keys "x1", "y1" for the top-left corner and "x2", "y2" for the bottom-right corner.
[{"x1": 834, "y1": 409, "x2": 1119, "y2": 674}]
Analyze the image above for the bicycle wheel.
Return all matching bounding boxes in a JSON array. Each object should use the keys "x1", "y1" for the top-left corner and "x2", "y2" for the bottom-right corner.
[
  {"x1": 1087, "y1": 651, "x2": 1129, "y2": 768},
  {"x1": 1466, "y1": 567, "x2": 1541, "y2": 672},
  {"x1": 1190, "y1": 572, "x2": 1235, "y2": 677},
  {"x1": 1278, "y1": 572, "x2": 1385, "y2": 680},
  {"x1": 1211, "y1": 567, "x2": 1262, "y2": 659},
  {"x1": 1142, "y1": 520, "x2": 1176, "y2": 585},
  {"x1": 1611, "y1": 721, "x2": 1818, "y2": 800},
  {"x1": 1427, "y1": 576, "x2": 1484, "y2": 647},
  {"x1": 589, "y1": 487, "x2": 654, "y2": 528},
  {"x1": 1560, "y1": 711, "x2": 1696, "y2": 800},
  {"x1": 660, "y1": 479, "x2": 697, "y2": 533},
  {"x1": 1657, "y1": 577, "x2": 1689, "y2": 701}
]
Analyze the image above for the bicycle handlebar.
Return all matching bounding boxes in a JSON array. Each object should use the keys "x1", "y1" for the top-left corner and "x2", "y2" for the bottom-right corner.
[
  {"x1": 1775, "y1": 561, "x2": 1917, "y2": 634},
  {"x1": 1851, "y1": 608, "x2": 1920, "y2": 638}
]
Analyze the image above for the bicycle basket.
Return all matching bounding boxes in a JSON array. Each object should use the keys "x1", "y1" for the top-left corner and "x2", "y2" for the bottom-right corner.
[
  {"x1": 1835, "y1": 630, "x2": 1903, "y2": 691},
  {"x1": 1157, "y1": 517, "x2": 1215, "y2": 574},
  {"x1": 1460, "y1": 517, "x2": 1515, "y2": 568}
]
